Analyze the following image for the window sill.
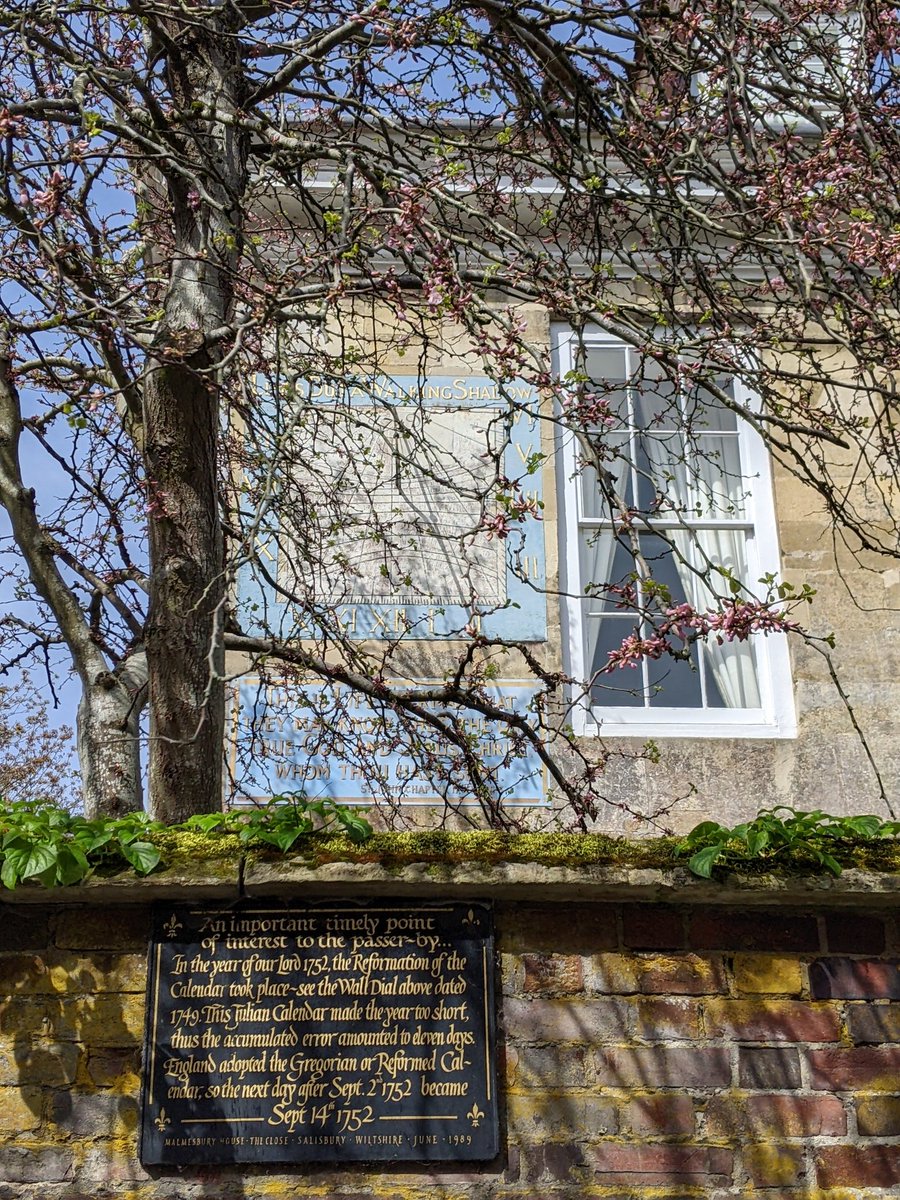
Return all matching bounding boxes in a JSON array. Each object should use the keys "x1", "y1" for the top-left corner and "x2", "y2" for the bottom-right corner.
[{"x1": 578, "y1": 713, "x2": 798, "y2": 740}]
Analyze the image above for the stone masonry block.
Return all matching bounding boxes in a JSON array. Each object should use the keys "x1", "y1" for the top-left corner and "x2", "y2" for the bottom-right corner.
[
  {"x1": 856, "y1": 1095, "x2": 900, "y2": 1135},
  {"x1": 738, "y1": 1046, "x2": 802, "y2": 1090},
  {"x1": 60, "y1": 994, "x2": 144, "y2": 1048},
  {"x1": 703, "y1": 999, "x2": 840, "y2": 1042},
  {"x1": 809, "y1": 957, "x2": 900, "y2": 999},
  {"x1": 0, "y1": 1086, "x2": 41, "y2": 1132},
  {"x1": 0, "y1": 908, "x2": 53, "y2": 953},
  {"x1": 0, "y1": 998, "x2": 60, "y2": 1039},
  {"x1": 733, "y1": 955, "x2": 803, "y2": 996},
  {"x1": 0, "y1": 1146, "x2": 74, "y2": 1185},
  {"x1": 808, "y1": 1046, "x2": 900, "y2": 1091},
  {"x1": 85, "y1": 1048, "x2": 142, "y2": 1090},
  {"x1": 706, "y1": 1093, "x2": 846, "y2": 1139},
  {"x1": 503, "y1": 997, "x2": 630, "y2": 1044},
  {"x1": 592, "y1": 1046, "x2": 731, "y2": 1089},
  {"x1": 54, "y1": 909, "x2": 150, "y2": 952},
  {"x1": 0, "y1": 1041, "x2": 79, "y2": 1088},
  {"x1": 744, "y1": 1143, "x2": 805, "y2": 1188},
  {"x1": 50, "y1": 1091, "x2": 138, "y2": 1139},
  {"x1": 0, "y1": 954, "x2": 145, "y2": 998},
  {"x1": 847, "y1": 1003, "x2": 900, "y2": 1043}
]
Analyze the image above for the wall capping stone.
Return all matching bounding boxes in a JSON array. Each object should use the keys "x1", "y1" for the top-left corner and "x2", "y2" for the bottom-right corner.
[{"x1": 0, "y1": 857, "x2": 896, "y2": 906}]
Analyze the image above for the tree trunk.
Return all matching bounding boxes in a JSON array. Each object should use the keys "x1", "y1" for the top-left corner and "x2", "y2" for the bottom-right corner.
[
  {"x1": 77, "y1": 660, "x2": 146, "y2": 818},
  {"x1": 143, "y1": 7, "x2": 247, "y2": 822}
]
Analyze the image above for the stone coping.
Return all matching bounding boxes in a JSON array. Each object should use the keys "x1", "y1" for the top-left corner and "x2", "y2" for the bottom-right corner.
[{"x1": 0, "y1": 856, "x2": 897, "y2": 907}]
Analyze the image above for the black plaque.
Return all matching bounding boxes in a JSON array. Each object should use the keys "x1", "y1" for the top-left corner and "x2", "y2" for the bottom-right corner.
[{"x1": 140, "y1": 900, "x2": 497, "y2": 1164}]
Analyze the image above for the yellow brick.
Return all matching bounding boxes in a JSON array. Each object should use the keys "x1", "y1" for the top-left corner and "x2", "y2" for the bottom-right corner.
[
  {"x1": 745, "y1": 1143, "x2": 803, "y2": 1188},
  {"x1": 734, "y1": 954, "x2": 803, "y2": 995}
]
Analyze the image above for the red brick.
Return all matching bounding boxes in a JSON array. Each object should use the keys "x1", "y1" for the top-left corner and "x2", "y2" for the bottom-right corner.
[
  {"x1": 621, "y1": 905, "x2": 685, "y2": 949},
  {"x1": 593, "y1": 1046, "x2": 731, "y2": 1088},
  {"x1": 621, "y1": 1094, "x2": 695, "y2": 1136},
  {"x1": 704, "y1": 999, "x2": 841, "y2": 1042},
  {"x1": 522, "y1": 953, "x2": 584, "y2": 995},
  {"x1": 689, "y1": 912, "x2": 818, "y2": 953},
  {"x1": 825, "y1": 914, "x2": 886, "y2": 955},
  {"x1": 739, "y1": 1046, "x2": 802, "y2": 1090},
  {"x1": 706, "y1": 1094, "x2": 846, "y2": 1138},
  {"x1": 856, "y1": 1095, "x2": 900, "y2": 1136},
  {"x1": 521, "y1": 1141, "x2": 587, "y2": 1184},
  {"x1": 816, "y1": 1145, "x2": 900, "y2": 1189},
  {"x1": 504, "y1": 997, "x2": 630, "y2": 1043},
  {"x1": 587, "y1": 1143, "x2": 732, "y2": 1185},
  {"x1": 635, "y1": 997, "x2": 702, "y2": 1040},
  {"x1": 847, "y1": 1003, "x2": 900, "y2": 1043},
  {"x1": 638, "y1": 953, "x2": 727, "y2": 995},
  {"x1": 499, "y1": 904, "x2": 617, "y2": 954},
  {"x1": 808, "y1": 957, "x2": 900, "y2": 999},
  {"x1": 808, "y1": 1046, "x2": 900, "y2": 1091}
]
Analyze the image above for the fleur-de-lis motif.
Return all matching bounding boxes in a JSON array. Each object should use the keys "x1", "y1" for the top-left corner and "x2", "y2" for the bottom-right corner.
[
  {"x1": 163, "y1": 914, "x2": 182, "y2": 938},
  {"x1": 467, "y1": 1102, "x2": 485, "y2": 1127},
  {"x1": 154, "y1": 1107, "x2": 172, "y2": 1132},
  {"x1": 462, "y1": 907, "x2": 480, "y2": 928}
]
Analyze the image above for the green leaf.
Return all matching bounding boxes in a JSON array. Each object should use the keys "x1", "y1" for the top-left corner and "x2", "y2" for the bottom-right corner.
[
  {"x1": 682, "y1": 821, "x2": 725, "y2": 846},
  {"x1": 55, "y1": 845, "x2": 90, "y2": 886},
  {"x1": 19, "y1": 844, "x2": 59, "y2": 880},
  {"x1": 0, "y1": 856, "x2": 21, "y2": 889},
  {"x1": 688, "y1": 845, "x2": 722, "y2": 878},
  {"x1": 119, "y1": 841, "x2": 161, "y2": 875}
]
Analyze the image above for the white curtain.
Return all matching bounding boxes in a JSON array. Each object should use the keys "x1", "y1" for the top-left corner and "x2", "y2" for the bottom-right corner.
[
  {"x1": 643, "y1": 430, "x2": 761, "y2": 709},
  {"x1": 578, "y1": 446, "x2": 632, "y2": 677}
]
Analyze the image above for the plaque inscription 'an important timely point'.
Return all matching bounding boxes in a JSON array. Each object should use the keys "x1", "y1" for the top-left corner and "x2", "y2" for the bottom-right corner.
[{"x1": 140, "y1": 901, "x2": 498, "y2": 1165}]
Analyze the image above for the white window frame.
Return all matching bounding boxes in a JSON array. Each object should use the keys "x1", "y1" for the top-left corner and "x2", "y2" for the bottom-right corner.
[{"x1": 553, "y1": 325, "x2": 797, "y2": 740}]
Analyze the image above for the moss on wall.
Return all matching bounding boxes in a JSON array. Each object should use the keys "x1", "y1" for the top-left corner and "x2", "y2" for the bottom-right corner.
[{"x1": 145, "y1": 827, "x2": 900, "y2": 879}]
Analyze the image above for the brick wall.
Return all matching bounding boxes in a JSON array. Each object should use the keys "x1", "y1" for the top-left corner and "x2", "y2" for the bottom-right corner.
[{"x1": 1, "y1": 896, "x2": 899, "y2": 1197}]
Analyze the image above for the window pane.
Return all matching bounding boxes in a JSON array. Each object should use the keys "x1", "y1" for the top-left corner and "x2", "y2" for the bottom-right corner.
[
  {"x1": 585, "y1": 615, "x2": 645, "y2": 707},
  {"x1": 634, "y1": 377, "x2": 679, "y2": 430},
  {"x1": 639, "y1": 431, "x2": 688, "y2": 515},
  {"x1": 647, "y1": 642, "x2": 704, "y2": 708},
  {"x1": 686, "y1": 378, "x2": 738, "y2": 431},
  {"x1": 580, "y1": 532, "x2": 635, "y2": 613},
  {"x1": 578, "y1": 435, "x2": 633, "y2": 517},
  {"x1": 704, "y1": 638, "x2": 761, "y2": 709},
  {"x1": 688, "y1": 434, "x2": 747, "y2": 518}
]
